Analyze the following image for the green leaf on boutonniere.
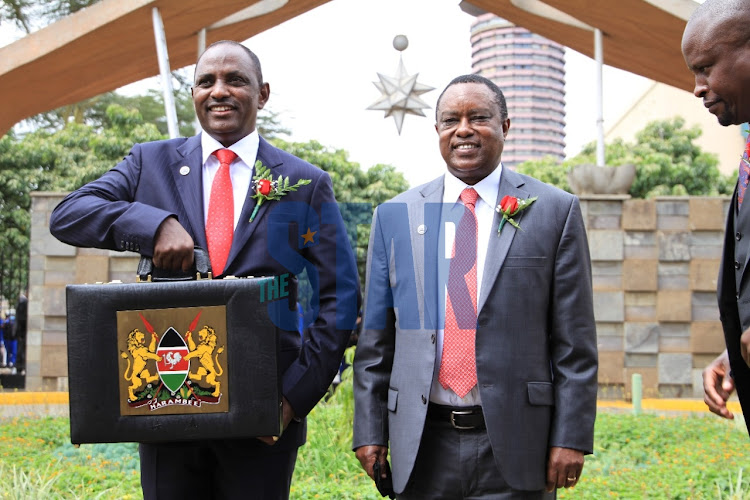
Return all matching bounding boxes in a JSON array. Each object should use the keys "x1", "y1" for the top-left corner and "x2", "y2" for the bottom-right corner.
[
  {"x1": 249, "y1": 160, "x2": 311, "y2": 222},
  {"x1": 496, "y1": 195, "x2": 538, "y2": 235}
]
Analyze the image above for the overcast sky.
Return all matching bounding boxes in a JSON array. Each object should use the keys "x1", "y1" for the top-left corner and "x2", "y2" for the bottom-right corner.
[{"x1": 3, "y1": 0, "x2": 658, "y2": 187}]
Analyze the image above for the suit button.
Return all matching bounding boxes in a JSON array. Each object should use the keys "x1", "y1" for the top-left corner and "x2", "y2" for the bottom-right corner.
[
  {"x1": 431, "y1": 334, "x2": 436, "y2": 344},
  {"x1": 737, "y1": 232, "x2": 743, "y2": 241},
  {"x1": 736, "y1": 261, "x2": 742, "y2": 270},
  {"x1": 421, "y1": 395, "x2": 426, "y2": 404}
]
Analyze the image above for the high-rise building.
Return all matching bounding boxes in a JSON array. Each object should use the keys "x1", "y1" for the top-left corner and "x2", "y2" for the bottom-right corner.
[{"x1": 470, "y1": 14, "x2": 566, "y2": 168}]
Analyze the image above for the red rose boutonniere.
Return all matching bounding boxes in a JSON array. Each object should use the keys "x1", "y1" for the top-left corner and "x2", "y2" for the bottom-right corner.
[
  {"x1": 496, "y1": 195, "x2": 538, "y2": 235},
  {"x1": 249, "y1": 161, "x2": 311, "y2": 222}
]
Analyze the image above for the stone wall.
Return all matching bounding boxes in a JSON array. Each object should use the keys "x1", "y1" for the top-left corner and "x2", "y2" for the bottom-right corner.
[
  {"x1": 27, "y1": 192, "x2": 731, "y2": 398},
  {"x1": 583, "y1": 195, "x2": 730, "y2": 399},
  {"x1": 27, "y1": 193, "x2": 139, "y2": 391}
]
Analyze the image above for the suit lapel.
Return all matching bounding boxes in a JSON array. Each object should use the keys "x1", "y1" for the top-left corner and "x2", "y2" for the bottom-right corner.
[
  {"x1": 225, "y1": 137, "x2": 282, "y2": 268},
  {"x1": 170, "y1": 135, "x2": 207, "y2": 250},
  {"x1": 411, "y1": 177, "x2": 444, "y2": 331},
  {"x1": 478, "y1": 168, "x2": 530, "y2": 313}
]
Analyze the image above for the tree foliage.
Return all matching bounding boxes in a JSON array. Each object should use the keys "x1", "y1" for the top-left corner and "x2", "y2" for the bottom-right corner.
[
  {"x1": 516, "y1": 117, "x2": 735, "y2": 198},
  {"x1": 0, "y1": 105, "x2": 163, "y2": 303},
  {"x1": 258, "y1": 110, "x2": 291, "y2": 140},
  {"x1": 22, "y1": 70, "x2": 198, "y2": 138},
  {"x1": 271, "y1": 138, "x2": 409, "y2": 283},
  {"x1": 513, "y1": 155, "x2": 572, "y2": 193},
  {"x1": 0, "y1": 0, "x2": 99, "y2": 34}
]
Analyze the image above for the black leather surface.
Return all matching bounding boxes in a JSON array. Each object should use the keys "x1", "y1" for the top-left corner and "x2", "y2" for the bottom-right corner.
[{"x1": 66, "y1": 277, "x2": 294, "y2": 444}]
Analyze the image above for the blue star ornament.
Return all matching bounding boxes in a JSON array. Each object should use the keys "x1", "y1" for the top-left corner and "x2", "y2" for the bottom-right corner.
[{"x1": 368, "y1": 58, "x2": 434, "y2": 134}]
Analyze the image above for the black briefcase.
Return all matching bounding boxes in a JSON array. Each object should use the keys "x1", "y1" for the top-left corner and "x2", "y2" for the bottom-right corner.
[{"x1": 65, "y1": 250, "x2": 295, "y2": 444}]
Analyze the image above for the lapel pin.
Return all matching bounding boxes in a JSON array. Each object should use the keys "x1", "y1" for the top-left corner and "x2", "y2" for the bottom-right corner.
[
  {"x1": 179, "y1": 166, "x2": 190, "y2": 176},
  {"x1": 417, "y1": 224, "x2": 427, "y2": 235}
]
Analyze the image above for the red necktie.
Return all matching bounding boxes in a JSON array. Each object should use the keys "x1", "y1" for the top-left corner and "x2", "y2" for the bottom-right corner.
[
  {"x1": 738, "y1": 134, "x2": 750, "y2": 209},
  {"x1": 206, "y1": 149, "x2": 237, "y2": 276},
  {"x1": 439, "y1": 187, "x2": 479, "y2": 398}
]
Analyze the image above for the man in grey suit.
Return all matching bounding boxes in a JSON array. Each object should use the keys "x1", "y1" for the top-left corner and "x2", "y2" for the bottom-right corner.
[
  {"x1": 684, "y1": 0, "x2": 750, "y2": 432},
  {"x1": 353, "y1": 74, "x2": 598, "y2": 498}
]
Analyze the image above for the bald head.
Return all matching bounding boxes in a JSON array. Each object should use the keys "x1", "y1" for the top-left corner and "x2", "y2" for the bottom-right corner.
[
  {"x1": 691, "y1": 0, "x2": 750, "y2": 22},
  {"x1": 686, "y1": 0, "x2": 750, "y2": 48},
  {"x1": 682, "y1": 0, "x2": 750, "y2": 126}
]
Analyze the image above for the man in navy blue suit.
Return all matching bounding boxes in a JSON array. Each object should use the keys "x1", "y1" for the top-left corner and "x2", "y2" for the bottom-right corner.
[{"x1": 50, "y1": 40, "x2": 360, "y2": 499}]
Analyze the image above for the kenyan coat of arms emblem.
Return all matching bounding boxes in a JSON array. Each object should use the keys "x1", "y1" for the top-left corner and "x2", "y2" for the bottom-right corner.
[{"x1": 116, "y1": 305, "x2": 229, "y2": 416}]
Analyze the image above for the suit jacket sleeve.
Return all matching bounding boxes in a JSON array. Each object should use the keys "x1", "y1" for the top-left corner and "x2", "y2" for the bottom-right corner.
[
  {"x1": 49, "y1": 142, "x2": 176, "y2": 256},
  {"x1": 352, "y1": 205, "x2": 396, "y2": 449},
  {"x1": 547, "y1": 196, "x2": 598, "y2": 453},
  {"x1": 279, "y1": 170, "x2": 362, "y2": 417}
]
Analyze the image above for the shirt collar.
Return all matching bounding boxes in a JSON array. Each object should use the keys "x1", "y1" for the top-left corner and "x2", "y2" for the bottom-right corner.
[
  {"x1": 443, "y1": 163, "x2": 503, "y2": 208},
  {"x1": 200, "y1": 129, "x2": 260, "y2": 167}
]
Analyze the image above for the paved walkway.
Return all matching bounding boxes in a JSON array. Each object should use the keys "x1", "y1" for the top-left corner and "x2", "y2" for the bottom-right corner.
[
  {"x1": 599, "y1": 397, "x2": 742, "y2": 414},
  {"x1": 0, "y1": 391, "x2": 70, "y2": 418},
  {"x1": 0, "y1": 391, "x2": 743, "y2": 419}
]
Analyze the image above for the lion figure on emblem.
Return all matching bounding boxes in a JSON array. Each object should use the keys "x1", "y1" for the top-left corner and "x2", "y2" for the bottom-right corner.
[
  {"x1": 121, "y1": 328, "x2": 162, "y2": 401},
  {"x1": 184, "y1": 326, "x2": 224, "y2": 397}
]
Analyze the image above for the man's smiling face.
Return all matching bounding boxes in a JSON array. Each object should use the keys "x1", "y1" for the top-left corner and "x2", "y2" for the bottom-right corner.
[
  {"x1": 435, "y1": 82, "x2": 510, "y2": 185},
  {"x1": 192, "y1": 43, "x2": 269, "y2": 147}
]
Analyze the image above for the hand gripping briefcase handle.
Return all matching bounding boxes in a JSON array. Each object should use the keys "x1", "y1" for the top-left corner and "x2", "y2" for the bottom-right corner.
[{"x1": 137, "y1": 247, "x2": 213, "y2": 282}]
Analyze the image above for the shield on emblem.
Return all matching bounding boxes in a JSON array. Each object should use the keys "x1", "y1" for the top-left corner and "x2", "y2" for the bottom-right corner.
[{"x1": 156, "y1": 327, "x2": 190, "y2": 394}]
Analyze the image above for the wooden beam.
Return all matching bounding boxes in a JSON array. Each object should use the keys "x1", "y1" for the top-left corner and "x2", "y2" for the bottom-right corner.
[
  {"x1": 0, "y1": 0, "x2": 330, "y2": 135},
  {"x1": 467, "y1": 0, "x2": 694, "y2": 92}
]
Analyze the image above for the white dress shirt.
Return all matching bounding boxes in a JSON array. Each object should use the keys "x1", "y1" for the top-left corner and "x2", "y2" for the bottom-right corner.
[
  {"x1": 430, "y1": 164, "x2": 503, "y2": 407},
  {"x1": 200, "y1": 130, "x2": 259, "y2": 230}
]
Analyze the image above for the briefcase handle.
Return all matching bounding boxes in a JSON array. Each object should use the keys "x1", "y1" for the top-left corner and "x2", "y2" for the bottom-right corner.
[{"x1": 136, "y1": 247, "x2": 213, "y2": 282}]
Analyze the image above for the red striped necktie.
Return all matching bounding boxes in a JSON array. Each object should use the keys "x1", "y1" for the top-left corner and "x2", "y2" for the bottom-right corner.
[{"x1": 739, "y1": 135, "x2": 750, "y2": 210}]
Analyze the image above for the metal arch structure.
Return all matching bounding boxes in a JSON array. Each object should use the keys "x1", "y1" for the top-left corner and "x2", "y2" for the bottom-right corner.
[
  {"x1": 0, "y1": 0, "x2": 330, "y2": 137},
  {"x1": 461, "y1": 0, "x2": 697, "y2": 93}
]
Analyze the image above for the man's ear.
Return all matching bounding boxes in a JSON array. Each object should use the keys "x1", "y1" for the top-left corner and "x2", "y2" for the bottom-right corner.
[{"x1": 259, "y1": 82, "x2": 270, "y2": 110}]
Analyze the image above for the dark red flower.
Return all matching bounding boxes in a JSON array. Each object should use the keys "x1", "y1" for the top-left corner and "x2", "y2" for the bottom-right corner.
[
  {"x1": 257, "y1": 179, "x2": 272, "y2": 196},
  {"x1": 500, "y1": 195, "x2": 518, "y2": 214}
]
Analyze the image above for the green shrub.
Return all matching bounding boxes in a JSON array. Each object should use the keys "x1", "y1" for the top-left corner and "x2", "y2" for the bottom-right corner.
[{"x1": 515, "y1": 118, "x2": 736, "y2": 199}]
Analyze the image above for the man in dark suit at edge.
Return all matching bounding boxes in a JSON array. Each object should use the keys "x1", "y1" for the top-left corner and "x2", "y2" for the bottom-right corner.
[
  {"x1": 684, "y1": 0, "x2": 750, "y2": 434},
  {"x1": 50, "y1": 40, "x2": 360, "y2": 499}
]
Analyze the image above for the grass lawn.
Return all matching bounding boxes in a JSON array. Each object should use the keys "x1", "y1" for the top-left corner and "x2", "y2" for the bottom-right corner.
[{"x1": 2, "y1": 374, "x2": 750, "y2": 499}]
